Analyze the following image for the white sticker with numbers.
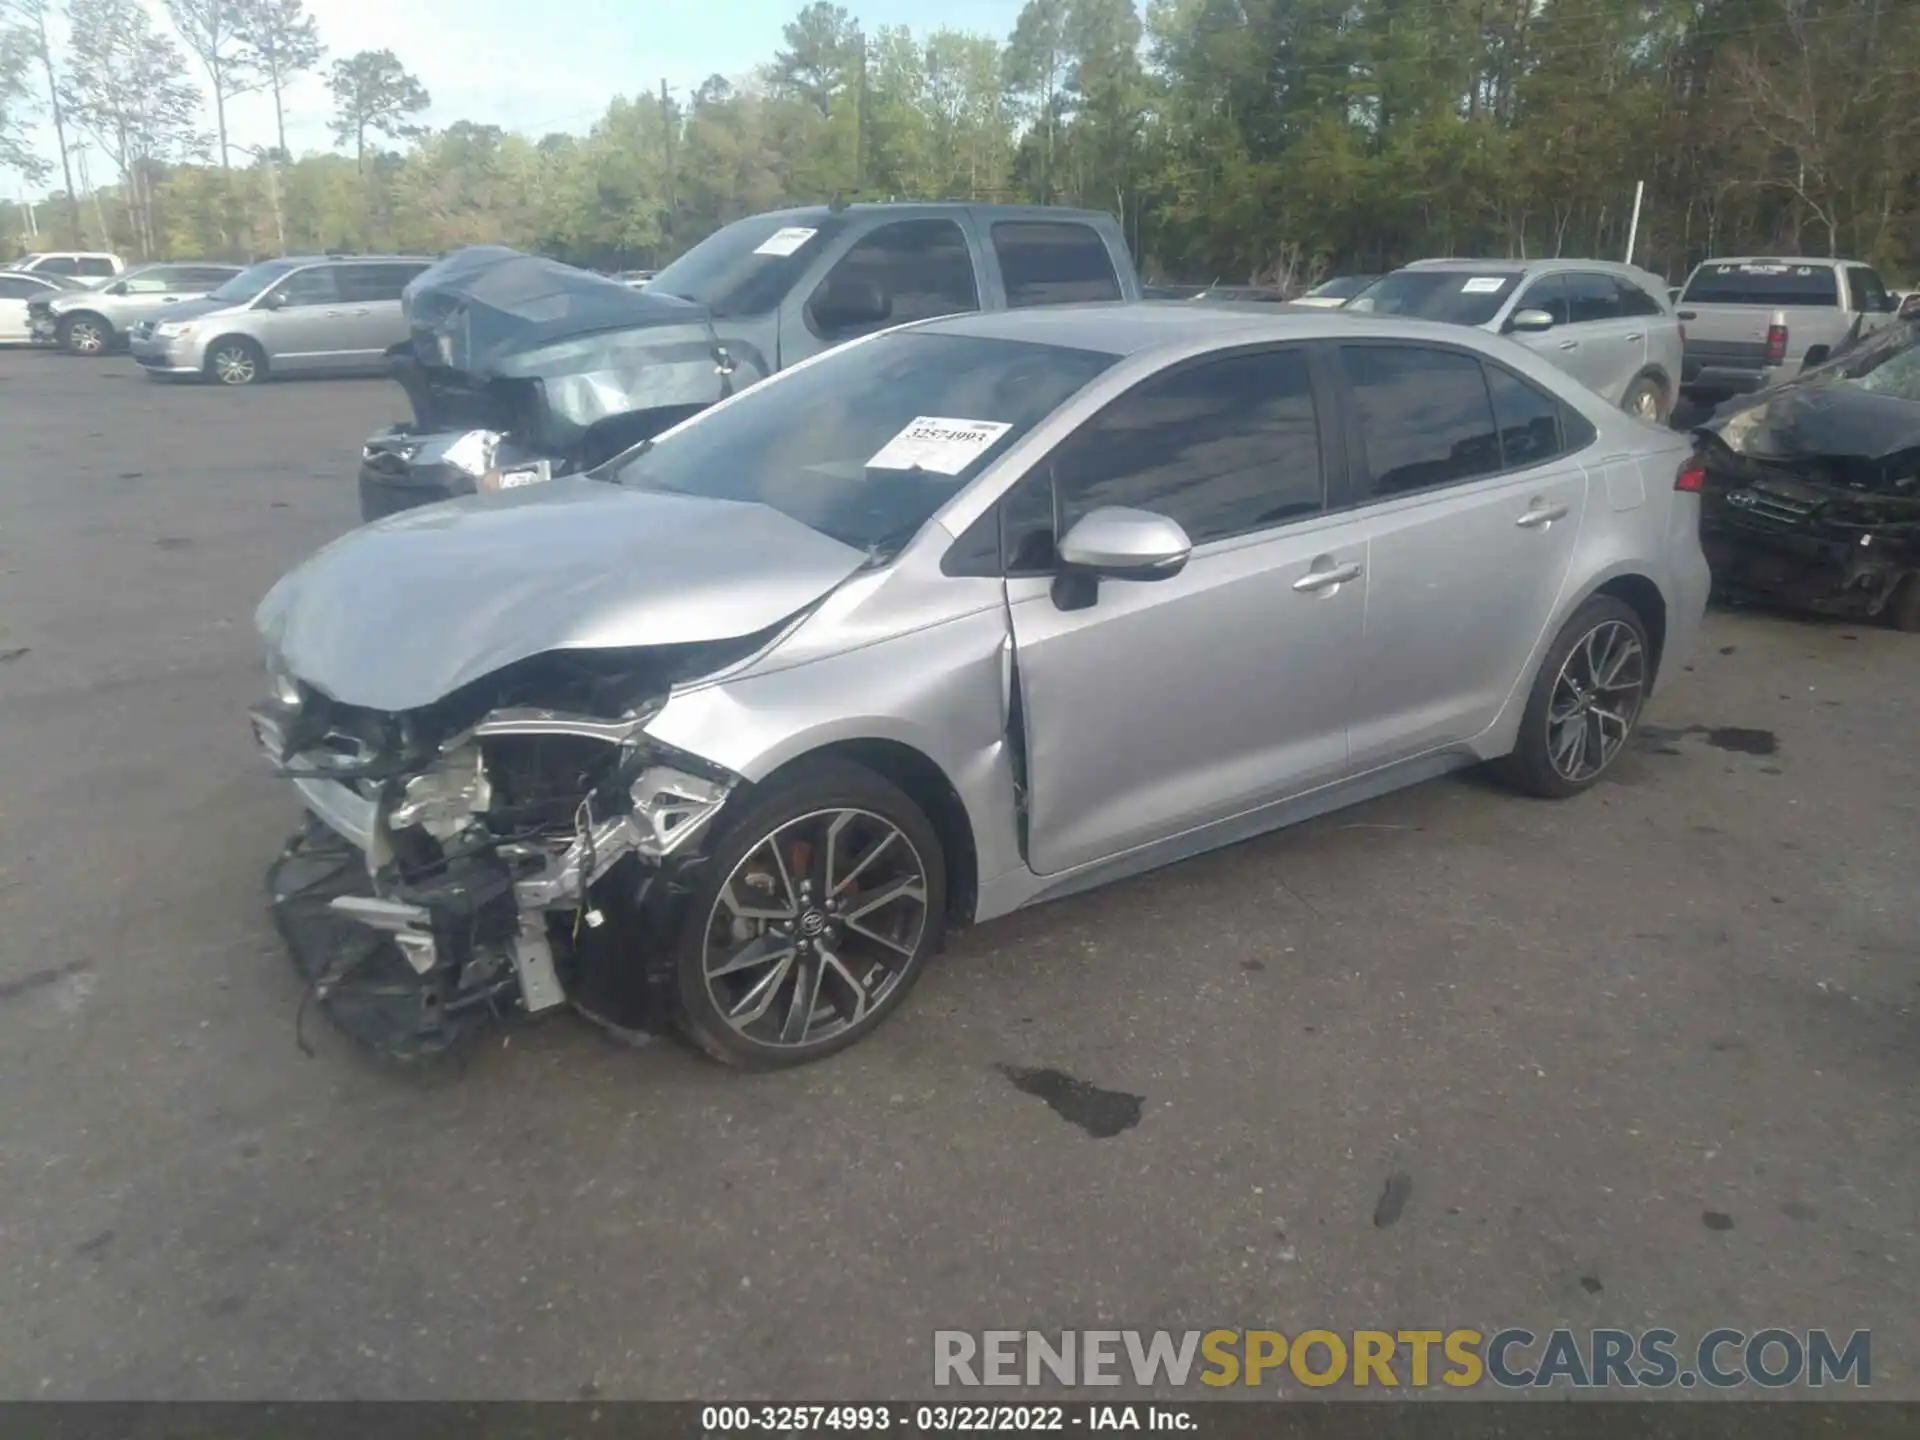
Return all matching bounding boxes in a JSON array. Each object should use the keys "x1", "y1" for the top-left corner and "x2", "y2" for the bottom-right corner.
[
  {"x1": 866, "y1": 417, "x2": 1014, "y2": 476},
  {"x1": 1461, "y1": 276, "x2": 1507, "y2": 294},
  {"x1": 753, "y1": 226, "x2": 818, "y2": 257}
]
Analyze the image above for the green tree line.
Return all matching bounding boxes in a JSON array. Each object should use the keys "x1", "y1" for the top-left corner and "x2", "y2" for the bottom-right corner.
[{"x1": 3, "y1": 0, "x2": 1916, "y2": 286}]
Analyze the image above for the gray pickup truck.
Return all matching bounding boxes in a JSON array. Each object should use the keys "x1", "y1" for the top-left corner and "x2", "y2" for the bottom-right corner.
[
  {"x1": 1677, "y1": 256, "x2": 1901, "y2": 402},
  {"x1": 358, "y1": 202, "x2": 1142, "y2": 520}
]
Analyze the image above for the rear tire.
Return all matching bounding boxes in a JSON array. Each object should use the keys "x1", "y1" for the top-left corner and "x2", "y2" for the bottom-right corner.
[
  {"x1": 1621, "y1": 374, "x2": 1665, "y2": 423},
  {"x1": 206, "y1": 336, "x2": 265, "y2": 386},
  {"x1": 1495, "y1": 596, "x2": 1652, "y2": 799},
  {"x1": 671, "y1": 758, "x2": 946, "y2": 1069}
]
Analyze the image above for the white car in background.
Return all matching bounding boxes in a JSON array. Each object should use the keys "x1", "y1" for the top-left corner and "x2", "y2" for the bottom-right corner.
[
  {"x1": 3, "y1": 251, "x2": 124, "y2": 282},
  {"x1": 0, "y1": 270, "x2": 81, "y2": 343}
]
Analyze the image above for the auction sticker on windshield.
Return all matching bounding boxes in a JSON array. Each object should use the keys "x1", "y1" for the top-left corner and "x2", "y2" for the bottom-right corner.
[
  {"x1": 754, "y1": 227, "x2": 818, "y2": 257},
  {"x1": 867, "y1": 417, "x2": 1014, "y2": 476},
  {"x1": 1461, "y1": 276, "x2": 1507, "y2": 294}
]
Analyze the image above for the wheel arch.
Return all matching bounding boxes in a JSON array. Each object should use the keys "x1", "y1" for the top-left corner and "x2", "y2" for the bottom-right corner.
[
  {"x1": 1591, "y1": 572, "x2": 1668, "y2": 689},
  {"x1": 750, "y1": 736, "x2": 981, "y2": 926},
  {"x1": 203, "y1": 333, "x2": 267, "y2": 380},
  {"x1": 59, "y1": 309, "x2": 111, "y2": 341}
]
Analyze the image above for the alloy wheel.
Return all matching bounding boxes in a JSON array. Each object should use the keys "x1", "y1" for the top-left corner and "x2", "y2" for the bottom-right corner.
[
  {"x1": 68, "y1": 320, "x2": 105, "y2": 354},
  {"x1": 1630, "y1": 387, "x2": 1661, "y2": 420},
  {"x1": 213, "y1": 345, "x2": 257, "y2": 385},
  {"x1": 700, "y1": 807, "x2": 930, "y2": 1050},
  {"x1": 1546, "y1": 619, "x2": 1646, "y2": 782}
]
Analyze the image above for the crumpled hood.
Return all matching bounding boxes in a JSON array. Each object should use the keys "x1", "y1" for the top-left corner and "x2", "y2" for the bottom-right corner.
[
  {"x1": 1704, "y1": 319, "x2": 1920, "y2": 477},
  {"x1": 256, "y1": 478, "x2": 867, "y2": 713}
]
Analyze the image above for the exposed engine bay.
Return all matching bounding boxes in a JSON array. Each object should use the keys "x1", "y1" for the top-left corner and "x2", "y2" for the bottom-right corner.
[
  {"x1": 1695, "y1": 319, "x2": 1920, "y2": 627},
  {"x1": 253, "y1": 644, "x2": 751, "y2": 1059}
]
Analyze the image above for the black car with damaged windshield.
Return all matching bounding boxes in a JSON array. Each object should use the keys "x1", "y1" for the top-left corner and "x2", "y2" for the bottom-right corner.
[{"x1": 356, "y1": 203, "x2": 1143, "y2": 521}]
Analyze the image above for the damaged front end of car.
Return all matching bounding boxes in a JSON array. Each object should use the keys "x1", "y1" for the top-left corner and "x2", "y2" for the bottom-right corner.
[
  {"x1": 252, "y1": 645, "x2": 751, "y2": 1060},
  {"x1": 1696, "y1": 319, "x2": 1920, "y2": 627},
  {"x1": 357, "y1": 246, "x2": 759, "y2": 523}
]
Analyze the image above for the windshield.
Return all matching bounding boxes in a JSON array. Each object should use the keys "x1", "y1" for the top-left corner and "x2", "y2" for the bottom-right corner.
[
  {"x1": 207, "y1": 259, "x2": 298, "y2": 305},
  {"x1": 1308, "y1": 275, "x2": 1375, "y2": 300},
  {"x1": 610, "y1": 330, "x2": 1117, "y2": 552},
  {"x1": 647, "y1": 214, "x2": 844, "y2": 316},
  {"x1": 1345, "y1": 270, "x2": 1520, "y2": 325}
]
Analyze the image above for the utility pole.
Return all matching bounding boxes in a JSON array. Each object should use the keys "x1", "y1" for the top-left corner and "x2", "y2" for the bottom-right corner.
[
  {"x1": 660, "y1": 78, "x2": 675, "y2": 256},
  {"x1": 853, "y1": 25, "x2": 866, "y2": 193},
  {"x1": 1624, "y1": 179, "x2": 1645, "y2": 266}
]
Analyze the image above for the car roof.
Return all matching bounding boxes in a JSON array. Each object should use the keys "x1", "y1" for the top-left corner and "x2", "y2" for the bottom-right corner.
[
  {"x1": 1694, "y1": 255, "x2": 1860, "y2": 269},
  {"x1": 747, "y1": 201, "x2": 1118, "y2": 228},
  {"x1": 918, "y1": 301, "x2": 1513, "y2": 358},
  {"x1": 273, "y1": 254, "x2": 436, "y2": 265}
]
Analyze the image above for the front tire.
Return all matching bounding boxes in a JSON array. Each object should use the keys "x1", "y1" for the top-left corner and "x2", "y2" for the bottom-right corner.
[
  {"x1": 206, "y1": 336, "x2": 265, "y2": 386},
  {"x1": 1496, "y1": 596, "x2": 1652, "y2": 798},
  {"x1": 59, "y1": 314, "x2": 109, "y2": 356},
  {"x1": 672, "y1": 758, "x2": 946, "y2": 1069}
]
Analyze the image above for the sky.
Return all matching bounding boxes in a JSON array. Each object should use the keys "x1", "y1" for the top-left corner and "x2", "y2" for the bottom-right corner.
[{"x1": 13, "y1": 0, "x2": 1032, "y2": 196}]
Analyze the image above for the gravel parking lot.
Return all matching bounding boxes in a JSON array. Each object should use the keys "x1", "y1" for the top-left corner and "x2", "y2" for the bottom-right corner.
[{"x1": 0, "y1": 349, "x2": 1914, "y2": 1401}]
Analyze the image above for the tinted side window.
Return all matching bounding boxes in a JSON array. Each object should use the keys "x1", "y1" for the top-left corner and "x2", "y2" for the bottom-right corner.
[
  {"x1": 179, "y1": 267, "x2": 235, "y2": 290},
  {"x1": 1342, "y1": 345, "x2": 1501, "y2": 497},
  {"x1": 1484, "y1": 365, "x2": 1565, "y2": 469},
  {"x1": 1056, "y1": 348, "x2": 1323, "y2": 545},
  {"x1": 76, "y1": 257, "x2": 116, "y2": 277},
  {"x1": 269, "y1": 267, "x2": 342, "y2": 307},
  {"x1": 38, "y1": 258, "x2": 78, "y2": 276},
  {"x1": 1613, "y1": 277, "x2": 1665, "y2": 317},
  {"x1": 123, "y1": 269, "x2": 183, "y2": 293},
  {"x1": 991, "y1": 222, "x2": 1122, "y2": 308},
  {"x1": 809, "y1": 220, "x2": 978, "y2": 336},
  {"x1": 1564, "y1": 272, "x2": 1624, "y2": 324},
  {"x1": 339, "y1": 263, "x2": 426, "y2": 302},
  {"x1": 1514, "y1": 274, "x2": 1568, "y2": 326},
  {"x1": 1846, "y1": 266, "x2": 1890, "y2": 313}
]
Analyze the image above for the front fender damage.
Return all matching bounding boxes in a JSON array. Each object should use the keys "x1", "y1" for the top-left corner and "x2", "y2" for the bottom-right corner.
[{"x1": 258, "y1": 677, "x2": 745, "y2": 1062}]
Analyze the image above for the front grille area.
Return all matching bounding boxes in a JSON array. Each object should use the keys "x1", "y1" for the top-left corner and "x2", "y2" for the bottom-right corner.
[{"x1": 1726, "y1": 486, "x2": 1820, "y2": 530}]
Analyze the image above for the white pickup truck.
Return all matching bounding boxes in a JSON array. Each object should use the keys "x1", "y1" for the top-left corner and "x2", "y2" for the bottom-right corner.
[{"x1": 1677, "y1": 257, "x2": 1902, "y2": 403}]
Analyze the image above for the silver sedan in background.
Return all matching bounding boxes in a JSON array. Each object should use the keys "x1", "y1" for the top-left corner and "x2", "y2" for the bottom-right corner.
[
  {"x1": 1346, "y1": 258, "x2": 1685, "y2": 422},
  {"x1": 251, "y1": 305, "x2": 1710, "y2": 1069}
]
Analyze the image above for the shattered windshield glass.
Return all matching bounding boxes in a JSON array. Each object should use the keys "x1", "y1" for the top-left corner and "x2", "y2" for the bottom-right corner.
[
  {"x1": 1844, "y1": 335, "x2": 1920, "y2": 399},
  {"x1": 610, "y1": 330, "x2": 1116, "y2": 552},
  {"x1": 647, "y1": 214, "x2": 845, "y2": 316}
]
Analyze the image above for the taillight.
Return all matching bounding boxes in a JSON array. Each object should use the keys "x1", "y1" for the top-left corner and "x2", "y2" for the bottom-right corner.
[
  {"x1": 1675, "y1": 456, "x2": 1707, "y2": 493},
  {"x1": 1765, "y1": 321, "x2": 1788, "y2": 364}
]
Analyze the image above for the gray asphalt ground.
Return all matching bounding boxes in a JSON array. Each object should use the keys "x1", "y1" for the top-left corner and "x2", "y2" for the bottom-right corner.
[{"x1": 0, "y1": 349, "x2": 1914, "y2": 1402}]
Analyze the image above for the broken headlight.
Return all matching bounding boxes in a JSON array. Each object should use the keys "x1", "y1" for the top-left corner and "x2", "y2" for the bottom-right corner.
[
  {"x1": 388, "y1": 744, "x2": 492, "y2": 841},
  {"x1": 440, "y1": 428, "x2": 502, "y2": 477}
]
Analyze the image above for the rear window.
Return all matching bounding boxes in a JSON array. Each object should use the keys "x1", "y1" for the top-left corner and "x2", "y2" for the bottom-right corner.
[
  {"x1": 1681, "y1": 263, "x2": 1839, "y2": 307},
  {"x1": 991, "y1": 222, "x2": 1122, "y2": 308}
]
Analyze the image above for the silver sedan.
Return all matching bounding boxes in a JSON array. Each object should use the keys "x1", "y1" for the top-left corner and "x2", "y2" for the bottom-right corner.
[{"x1": 252, "y1": 305, "x2": 1711, "y2": 1067}]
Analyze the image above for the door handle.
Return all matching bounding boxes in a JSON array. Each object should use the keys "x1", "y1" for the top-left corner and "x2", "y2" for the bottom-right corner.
[
  {"x1": 1293, "y1": 560, "x2": 1362, "y2": 593},
  {"x1": 1625, "y1": 332, "x2": 1643, "y2": 342},
  {"x1": 1557, "y1": 339, "x2": 1578, "y2": 350},
  {"x1": 1677, "y1": 310, "x2": 1697, "y2": 320},
  {"x1": 1515, "y1": 503, "x2": 1570, "y2": 529}
]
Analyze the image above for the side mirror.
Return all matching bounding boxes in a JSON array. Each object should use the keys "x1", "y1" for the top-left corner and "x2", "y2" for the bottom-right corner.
[
  {"x1": 809, "y1": 275, "x2": 892, "y2": 333},
  {"x1": 1509, "y1": 307, "x2": 1556, "y2": 333},
  {"x1": 106, "y1": 281, "x2": 128, "y2": 296},
  {"x1": 257, "y1": 289, "x2": 288, "y2": 311},
  {"x1": 1668, "y1": 287, "x2": 1683, "y2": 304},
  {"x1": 1057, "y1": 506, "x2": 1192, "y2": 581}
]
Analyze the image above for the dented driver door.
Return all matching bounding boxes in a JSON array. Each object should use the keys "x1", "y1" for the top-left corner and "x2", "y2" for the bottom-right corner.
[{"x1": 1005, "y1": 345, "x2": 1364, "y2": 879}]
